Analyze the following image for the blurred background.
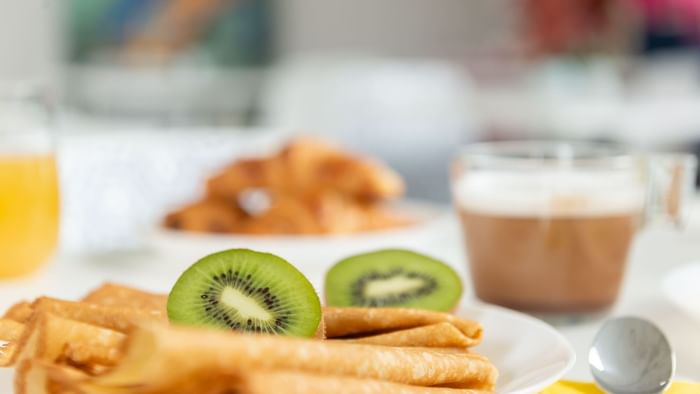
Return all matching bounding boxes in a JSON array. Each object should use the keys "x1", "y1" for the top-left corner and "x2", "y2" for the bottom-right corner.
[{"x1": 3, "y1": 0, "x2": 700, "y2": 253}]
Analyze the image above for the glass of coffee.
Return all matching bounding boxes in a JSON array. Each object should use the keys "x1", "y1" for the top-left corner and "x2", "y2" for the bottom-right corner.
[{"x1": 451, "y1": 141, "x2": 697, "y2": 316}]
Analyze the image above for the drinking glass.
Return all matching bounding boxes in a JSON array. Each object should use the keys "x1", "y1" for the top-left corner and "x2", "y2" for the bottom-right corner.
[
  {"x1": 451, "y1": 141, "x2": 696, "y2": 316},
  {"x1": 0, "y1": 84, "x2": 59, "y2": 278}
]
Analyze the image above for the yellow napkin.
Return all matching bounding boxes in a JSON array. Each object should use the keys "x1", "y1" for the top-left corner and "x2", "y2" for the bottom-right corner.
[{"x1": 542, "y1": 381, "x2": 699, "y2": 394}]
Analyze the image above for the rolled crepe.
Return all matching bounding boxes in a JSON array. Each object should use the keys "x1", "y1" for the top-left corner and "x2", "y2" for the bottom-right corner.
[
  {"x1": 92, "y1": 324, "x2": 497, "y2": 390},
  {"x1": 10, "y1": 313, "x2": 126, "y2": 368},
  {"x1": 236, "y1": 370, "x2": 493, "y2": 394},
  {"x1": 32, "y1": 298, "x2": 165, "y2": 333},
  {"x1": 82, "y1": 283, "x2": 167, "y2": 313},
  {"x1": 0, "y1": 319, "x2": 25, "y2": 341},
  {"x1": 3, "y1": 301, "x2": 33, "y2": 323},
  {"x1": 15, "y1": 359, "x2": 88, "y2": 394},
  {"x1": 323, "y1": 307, "x2": 482, "y2": 346},
  {"x1": 339, "y1": 322, "x2": 475, "y2": 348},
  {"x1": 44, "y1": 364, "x2": 492, "y2": 394},
  {"x1": 15, "y1": 358, "x2": 44, "y2": 394},
  {"x1": 0, "y1": 343, "x2": 15, "y2": 367},
  {"x1": 0, "y1": 318, "x2": 22, "y2": 367},
  {"x1": 150, "y1": 371, "x2": 493, "y2": 394}
]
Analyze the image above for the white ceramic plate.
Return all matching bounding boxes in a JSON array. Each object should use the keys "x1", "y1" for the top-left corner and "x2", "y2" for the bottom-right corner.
[
  {"x1": 0, "y1": 303, "x2": 574, "y2": 393},
  {"x1": 460, "y1": 303, "x2": 576, "y2": 394},
  {"x1": 663, "y1": 261, "x2": 700, "y2": 323}
]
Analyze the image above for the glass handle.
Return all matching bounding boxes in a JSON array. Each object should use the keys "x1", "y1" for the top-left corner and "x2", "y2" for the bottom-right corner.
[{"x1": 645, "y1": 154, "x2": 698, "y2": 228}]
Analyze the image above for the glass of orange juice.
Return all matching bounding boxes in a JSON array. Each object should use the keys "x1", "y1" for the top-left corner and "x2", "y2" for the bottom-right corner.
[{"x1": 0, "y1": 84, "x2": 59, "y2": 278}]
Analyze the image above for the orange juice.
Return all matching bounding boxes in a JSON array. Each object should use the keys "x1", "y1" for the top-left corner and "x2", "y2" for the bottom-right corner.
[{"x1": 0, "y1": 154, "x2": 59, "y2": 277}]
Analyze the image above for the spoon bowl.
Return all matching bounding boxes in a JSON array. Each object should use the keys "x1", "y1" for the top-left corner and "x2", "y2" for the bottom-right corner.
[{"x1": 589, "y1": 317, "x2": 675, "y2": 394}]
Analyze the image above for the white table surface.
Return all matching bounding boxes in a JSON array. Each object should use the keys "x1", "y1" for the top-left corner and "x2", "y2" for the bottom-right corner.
[{"x1": 1, "y1": 206, "x2": 699, "y2": 390}]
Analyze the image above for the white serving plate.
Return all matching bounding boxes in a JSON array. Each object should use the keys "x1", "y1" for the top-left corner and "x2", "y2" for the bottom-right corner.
[
  {"x1": 0, "y1": 303, "x2": 574, "y2": 393},
  {"x1": 460, "y1": 303, "x2": 575, "y2": 394}
]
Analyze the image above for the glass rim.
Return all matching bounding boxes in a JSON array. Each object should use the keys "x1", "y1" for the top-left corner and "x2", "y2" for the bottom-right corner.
[{"x1": 456, "y1": 140, "x2": 637, "y2": 169}]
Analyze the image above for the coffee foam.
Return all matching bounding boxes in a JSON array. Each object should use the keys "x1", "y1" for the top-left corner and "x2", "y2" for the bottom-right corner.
[{"x1": 454, "y1": 171, "x2": 645, "y2": 217}]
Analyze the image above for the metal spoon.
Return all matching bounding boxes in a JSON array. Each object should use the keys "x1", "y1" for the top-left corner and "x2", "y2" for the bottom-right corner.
[{"x1": 588, "y1": 317, "x2": 675, "y2": 394}]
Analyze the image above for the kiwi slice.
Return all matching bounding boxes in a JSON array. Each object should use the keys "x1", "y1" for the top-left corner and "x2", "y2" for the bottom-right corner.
[
  {"x1": 325, "y1": 249, "x2": 462, "y2": 312},
  {"x1": 167, "y1": 249, "x2": 321, "y2": 337}
]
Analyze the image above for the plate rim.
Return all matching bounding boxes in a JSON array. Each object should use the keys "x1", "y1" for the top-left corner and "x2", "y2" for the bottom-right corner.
[{"x1": 459, "y1": 302, "x2": 577, "y2": 394}]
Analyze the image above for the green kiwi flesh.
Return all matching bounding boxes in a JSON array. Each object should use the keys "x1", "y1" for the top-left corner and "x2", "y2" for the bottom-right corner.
[
  {"x1": 325, "y1": 249, "x2": 462, "y2": 312},
  {"x1": 167, "y1": 249, "x2": 321, "y2": 337}
]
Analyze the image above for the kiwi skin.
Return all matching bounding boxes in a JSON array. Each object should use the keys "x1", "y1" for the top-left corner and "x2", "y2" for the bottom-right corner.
[
  {"x1": 167, "y1": 249, "x2": 322, "y2": 337},
  {"x1": 324, "y1": 249, "x2": 463, "y2": 312}
]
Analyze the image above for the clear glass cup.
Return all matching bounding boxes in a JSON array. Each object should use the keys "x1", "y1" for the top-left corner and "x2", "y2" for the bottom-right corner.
[
  {"x1": 0, "y1": 84, "x2": 59, "y2": 278},
  {"x1": 451, "y1": 141, "x2": 696, "y2": 316}
]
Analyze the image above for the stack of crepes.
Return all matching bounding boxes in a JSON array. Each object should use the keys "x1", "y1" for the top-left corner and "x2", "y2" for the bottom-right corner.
[
  {"x1": 0, "y1": 284, "x2": 498, "y2": 394},
  {"x1": 164, "y1": 138, "x2": 411, "y2": 235}
]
